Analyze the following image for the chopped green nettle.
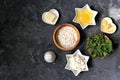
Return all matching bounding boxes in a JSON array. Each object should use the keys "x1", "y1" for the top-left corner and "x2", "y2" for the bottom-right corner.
[{"x1": 86, "y1": 33, "x2": 113, "y2": 58}]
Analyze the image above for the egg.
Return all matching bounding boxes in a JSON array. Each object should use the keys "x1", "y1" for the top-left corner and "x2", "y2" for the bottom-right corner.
[
  {"x1": 73, "y1": 4, "x2": 98, "y2": 29},
  {"x1": 44, "y1": 51, "x2": 56, "y2": 63}
]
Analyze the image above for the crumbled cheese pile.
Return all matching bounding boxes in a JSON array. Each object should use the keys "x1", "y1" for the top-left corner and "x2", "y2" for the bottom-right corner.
[
  {"x1": 57, "y1": 26, "x2": 78, "y2": 48},
  {"x1": 69, "y1": 54, "x2": 86, "y2": 71}
]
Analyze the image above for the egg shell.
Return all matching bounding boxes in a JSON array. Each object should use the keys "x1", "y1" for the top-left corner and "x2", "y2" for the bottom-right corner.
[{"x1": 44, "y1": 51, "x2": 56, "y2": 63}]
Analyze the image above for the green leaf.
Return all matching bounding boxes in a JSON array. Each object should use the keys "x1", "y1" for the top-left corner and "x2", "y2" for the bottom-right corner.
[{"x1": 86, "y1": 33, "x2": 113, "y2": 58}]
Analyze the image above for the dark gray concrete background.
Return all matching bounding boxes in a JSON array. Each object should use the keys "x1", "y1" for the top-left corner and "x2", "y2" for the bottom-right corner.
[{"x1": 0, "y1": 0, "x2": 120, "y2": 80}]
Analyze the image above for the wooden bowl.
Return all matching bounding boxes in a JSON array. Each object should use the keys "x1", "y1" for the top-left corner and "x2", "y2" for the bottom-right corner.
[{"x1": 53, "y1": 23, "x2": 80, "y2": 51}]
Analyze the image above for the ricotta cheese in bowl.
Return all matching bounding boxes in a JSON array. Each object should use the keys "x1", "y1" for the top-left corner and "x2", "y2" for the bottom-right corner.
[
  {"x1": 65, "y1": 49, "x2": 89, "y2": 76},
  {"x1": 53, "y1": 23, "x2": 80, "y2": 51}
]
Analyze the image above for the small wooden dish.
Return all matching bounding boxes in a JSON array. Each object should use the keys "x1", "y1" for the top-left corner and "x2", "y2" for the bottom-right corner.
[{"x1": 53, "y1": 23, "x2": 80, "y2": 51}]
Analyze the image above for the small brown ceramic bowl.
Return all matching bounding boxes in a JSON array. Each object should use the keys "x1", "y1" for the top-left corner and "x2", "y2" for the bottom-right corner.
[
  {"x1": 86, "y1": 33, "x2": 111, "y2": 58},
  {"x1": 53, "y1": 23, "x2": 80, "y2": 51}
]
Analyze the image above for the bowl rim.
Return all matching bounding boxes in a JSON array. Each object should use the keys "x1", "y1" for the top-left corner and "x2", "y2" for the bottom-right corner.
[{"x1": 53, "y1": 23, "x2": 80, "y2": 51}]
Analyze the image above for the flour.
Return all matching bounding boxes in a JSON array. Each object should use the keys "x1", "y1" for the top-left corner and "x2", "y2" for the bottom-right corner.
[
  {"x1": 109, "y1": 7, "x2": 120, "y2": 21},
  {"x1": 109, "y1": 1, "x2": 120, "y2": 21},
  {"x1": 57, "y1": 26, "x2": 78, "y2": 48}
]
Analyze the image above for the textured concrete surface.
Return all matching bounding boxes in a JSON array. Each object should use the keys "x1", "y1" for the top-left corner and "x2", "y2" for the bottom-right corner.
[{"x1": 0, "y1": 0, "x2": 120, "y2": 80}]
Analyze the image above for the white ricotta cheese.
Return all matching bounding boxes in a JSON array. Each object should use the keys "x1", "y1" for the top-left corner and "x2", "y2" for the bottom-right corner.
[{"x1": 69, "y1": 54, "x2": 86, "y2": 71}]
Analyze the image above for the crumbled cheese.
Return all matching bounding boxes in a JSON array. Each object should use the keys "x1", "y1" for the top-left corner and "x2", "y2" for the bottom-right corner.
[
  {"x1": 69, "y1": 54, "x2": 86, "y2": 70},
  {"x1": 57, "y1": 26, "x2": 78, "y2": 48}
]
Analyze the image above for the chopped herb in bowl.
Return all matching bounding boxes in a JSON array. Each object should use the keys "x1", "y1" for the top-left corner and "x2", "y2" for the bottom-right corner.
[{"x1": 86, "y1": 33, "x2": 113, "y2": 58}]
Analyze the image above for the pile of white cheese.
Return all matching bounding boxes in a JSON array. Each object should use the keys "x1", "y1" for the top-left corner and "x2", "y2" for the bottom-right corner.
[{"x1": 69, "y1": 54, "x2": 86, "y2": 71}]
